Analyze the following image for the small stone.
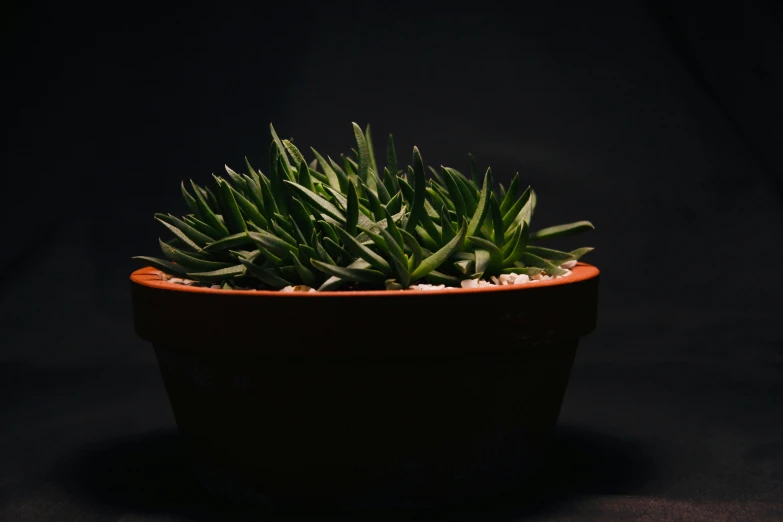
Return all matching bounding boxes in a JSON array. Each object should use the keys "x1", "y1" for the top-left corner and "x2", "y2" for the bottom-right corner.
[
  {"x1": 210, "y1": 284, "x2": 220, "y2": 289},
  {"x1": 280, "y1": 286, "x2": 295, "y2": 292},
  {"x1": 490, "y1": 276, "x2": 500, "y2": 285},
  {"x1": 560, "y1": 260, "x2": 577, "y2": 269},
  {"x1": 498, "y1": 274, "x2": 511, "y2": 284},
  {"x1": 293, "y1": 285, "x2": 312, "y2": 292},
  {"x1": 308, "y1": 288, "x2": 317, "y2": 293},
  {"x1": 169, "y1": 277, "x2": 183, "y2": 284},
  {"x1": 461, "y1": 279, "x2": 479, "y2": 289},
  {"x1": 513, "y1": 274, "x2": 530, "y2": 284}
]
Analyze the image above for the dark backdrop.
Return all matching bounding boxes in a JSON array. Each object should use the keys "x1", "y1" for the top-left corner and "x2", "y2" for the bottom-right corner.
[{"x1": 2, "y1": 2, "x2": 782, "y2": 520}]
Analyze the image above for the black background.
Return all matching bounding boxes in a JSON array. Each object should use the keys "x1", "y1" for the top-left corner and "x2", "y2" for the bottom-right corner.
[{"x1": 2, "y1": 1, "x2": 783, "y2": 520}]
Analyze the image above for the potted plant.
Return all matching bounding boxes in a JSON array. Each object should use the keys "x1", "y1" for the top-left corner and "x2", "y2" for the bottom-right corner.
[{"x1": 130, "y1": 123, "x2": 600, "y2": 509}]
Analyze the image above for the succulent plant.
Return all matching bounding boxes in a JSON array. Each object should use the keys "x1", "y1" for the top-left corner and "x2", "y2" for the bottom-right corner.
[{"x1": 134, "y1": 123, "x2": 595, "y2": 291}]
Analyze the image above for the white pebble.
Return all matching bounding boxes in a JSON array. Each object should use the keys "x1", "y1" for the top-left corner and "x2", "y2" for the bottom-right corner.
[
  {"x1": 513, "y1": 274, "x2": 530, "y2": 284},
  {"x1": 308, "y1": 288, "x2": 317, "y2": 293},
  {"x1": 542, "y1": 275, "x2": 552, "y2": 281},
  {"x1": 280, "y1": 286, "x2": 295, "y2": 292},
  {"x1": 461, "y1": 279, "x2": 479, "y2": 289},
  {"x1": 169, "y1": 278, "x2": 184, "y2": 284},
  {"x1": 560, "y1": 260, "x2": 577, "y2": 269},
  {"x1": 490, "y1": 276, "x2": 500, "y2": 285},
  {"x1": 210, "y1": 284, "x2": 220, "y2": 289}
]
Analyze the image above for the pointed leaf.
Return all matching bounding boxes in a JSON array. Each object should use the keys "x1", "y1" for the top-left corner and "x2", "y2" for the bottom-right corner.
[
  {"x1": 529, "y1": 221, "x2": 595, "y2": 241},
  {"x1": 181, "y1": 181, "x2": 201, "y2": 218},
  {"x1": 190, "y1": 180, "x2": 229, "y2": 236},
  {"x1": 292, "y1": 256, "x2": 317, "y2": 287},
  {"x1": 427, "y1": 270, "x2": 461, "y2": 287},
  {"x1": 311, "y1": 148, "x2": 341, "y2": 190},
  {"x1": 269, "y1": 123, "x2": 293, "y2": 180},
  {"x1": 489, "y1": 194, "x2": 504, "y2": 247},
  {"x1": 352, "y1": 122, "x2": 371, "y2": 185},
  {"x1": 155, "y1": 215, "x2": 203, "y2": 251},
  {"x1": 132, "y1": 256, "x2": 187, "y2": 276},
  {"x1": 216, "y1": 178, "x2": 247, "y2": 234},
  {"x1": 159, "y1": 239, "x2": 233, "y2": 271},
  {"x1": 474, "y1": 249, "x2": 490, "y2": 276},
  {"x1": 284, "y1": 180, "x2": 345, "y2": 223},
  {"x1": 405, "y1": 146, "x2": 427, "y2": 233},
  {"x1": 400, "y1": 229, "x2": 422, "y2": 272},
  {"x1": 224, "y1": 165, "x2": 246, "y2": 189},
  {"x1": 318, "y1": 259, "x2": 371, "y2": 291},
  {"x1": 203, "y1": 232, "x2": 253, "y2": 252},
  {"x1": 466, "y1": 169, "x2": 492, "y2": 239},
  {"x1": 443, "y1": 170, "x2": 467, "y2": 220},
  {"x1": 499, "y1": 173, "x2": 520, "y2": 215},
  {"x1": 502, "y1": 185, "x2": 532, "y2": 232},
  {"x1": 310, "y1": 259, "x2": 387, "y2": 285},
  {"x1": 245, "y1": 156, "x2": 260, "y2": 186},
  {"x1": 248, "y1": 230, "x2": 296, "y2": 259},
  {"x1": 410, "y1": 222, "x2": 467, "y2": 280},
  {"x1": 336, "y1": 227, "x2": 391, "y2": 272},
  {"x1": 237, "y1": 259, "x2": 289, "y2": 288}
]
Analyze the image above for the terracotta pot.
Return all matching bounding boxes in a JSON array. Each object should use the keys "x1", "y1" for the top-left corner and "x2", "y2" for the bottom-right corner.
[{"x1": 131, "y1": 263, "x2": 600, "y2": 509}]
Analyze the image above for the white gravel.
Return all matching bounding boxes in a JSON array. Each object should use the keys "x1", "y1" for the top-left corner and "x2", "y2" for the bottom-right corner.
[{"x1": 157, "y1": 262, "x2": 576, "y2": 292}]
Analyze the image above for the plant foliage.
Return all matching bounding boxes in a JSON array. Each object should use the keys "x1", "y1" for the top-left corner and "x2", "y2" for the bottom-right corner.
[{"x1": 134, "y1": 123, "x2": 595, "y2": 290}]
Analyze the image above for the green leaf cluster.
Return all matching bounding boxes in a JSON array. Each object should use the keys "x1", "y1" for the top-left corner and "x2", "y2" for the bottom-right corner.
[{"x1": 134, "y1": 123, "x2": 595, "y2": 290}]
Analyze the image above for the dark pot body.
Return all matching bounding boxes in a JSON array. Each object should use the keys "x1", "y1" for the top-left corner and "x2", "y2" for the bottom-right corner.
[{"x1": 131, "y1": 264, "x2": 599, "y2": 508}]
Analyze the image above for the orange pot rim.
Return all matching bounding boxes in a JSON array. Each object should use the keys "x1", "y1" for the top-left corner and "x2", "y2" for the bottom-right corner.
[{"x1": 130, "y1": 262, "x2": 599, "y2": 298}]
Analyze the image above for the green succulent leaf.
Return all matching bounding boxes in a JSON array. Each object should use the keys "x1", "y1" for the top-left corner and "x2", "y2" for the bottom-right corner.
[
  {"x1": 427, "y1": 270, "x2": 462, "y2": 287},
  {"x1": 216, "y1": 178, "x2": 247, "y2": 234},
  {"x1": 224, "y1": 165, "x2": 246, "y2": 188},
  {"x1": 318, "y1": 259, "x2": 371, "y2": 291},
  {"x1": 336, "y1": 227, "x2": 391, "y2": 273},
  {"x1": 499, "y1": 173, "x2": 520, "y2": 215},
  {"x1": 467, "y1": 236, "x2": 504, "y2": 273},
  {"x1": 132, "y1": 256, "x2": 188, "y2": 276},
  {"x1": 489, "y1": 194, "x2": 504, "y2": 247},
  {"x1": 159, "y1": 239, "x2": 232, "y2": 271},
  {"x1": 443, "y1": 170, "x2": 467, "y2": 221},
  {"x1": 292, "y1": 255, "x2": 317, "y2": 287},
  {"x1": 386, "y1": 134, "x2": 399, "y2": 188},
  {"x1": 239, "y1": 257, "x2": 292, "y2": 288},
  {"x1": 529, "y1": 221, "x2": 595, "y2": 242},
  {"x1": 466, "y1": 169, "x2": 492, "y2": 239},
  {"x1": 352, "y1": 122, "x2": 371, "y2": 186},
  {"x1": 311, "y1": 148, "x2": 341, "y2": 190},
  {"x1": 186, "y1": 264, "x2": 247, "y2": 282},
  {"x1": 248, "y1": 230, "x2": 297, "y2": 260},
  {"x1": 365, "y1": 124, "x2": 378, "y2": 177},
  {"x1": 269, "y1": 123, "x2": 293, "y2": 180},
  {"x1": 245, "y1": 157, "x2": 261, "y2": 186},
  {"x1": 310, "y1": 259, "x2": 387, "y2": 285},
  {"x1": 405, "y1": 147, "x2": 427, "y2": 233},
  {"x1": 410, "y1": 221, "x2": 467, "y2": 281},
  {"x1": 502, "y1": 185, "x2": 531, "y2": 232},
  {"x1": 401, "y1": 229, "x2": 423, "y2": 272},
  {"x1": 190, "y1": 180, "x2": 229, "y2": 236},
  {"x1": 181, "y1": 181, "x2": 201, "y2": 218},
  {"x1": 284, "y1": 180, "x2": 346, "y2": 224},
  {"x1": 202, "y1": 232, "x2": 253, "y2": 253},
  {"x1": 569, "y1": 247, "x2": 595, "y2": 260},
  {"x1": 155, "y1": 215, "x2": 203, "y2": 251}
]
